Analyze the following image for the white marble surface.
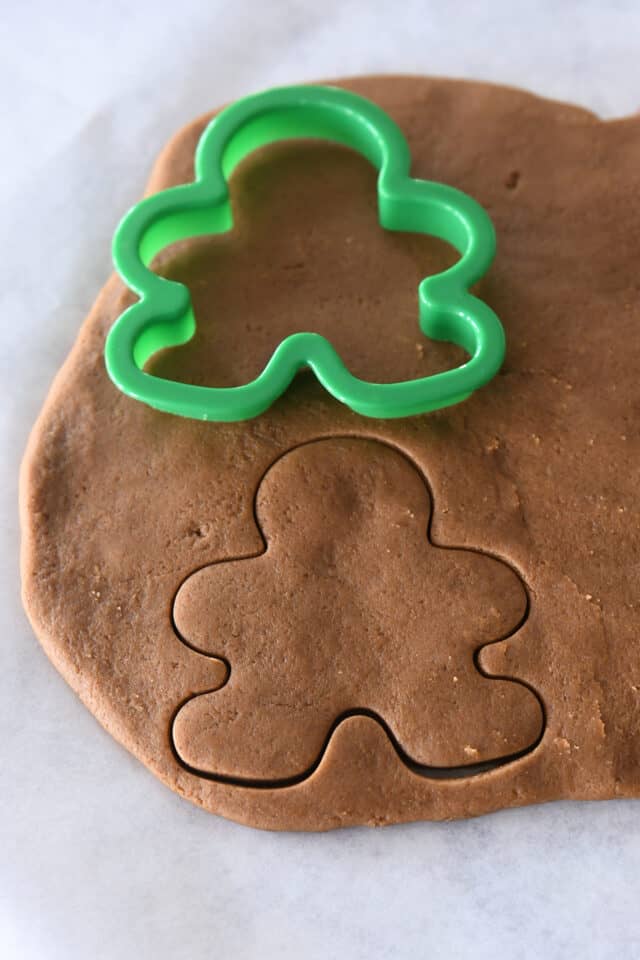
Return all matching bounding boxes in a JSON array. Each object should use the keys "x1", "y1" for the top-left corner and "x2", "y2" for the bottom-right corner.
[{"x1": 3, "y1": 2, "x2": 640, "y2": 957}]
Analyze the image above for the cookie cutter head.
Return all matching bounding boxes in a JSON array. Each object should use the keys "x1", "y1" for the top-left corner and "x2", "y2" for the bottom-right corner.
[{"x1": 105, "y1": 84, "x2": 504, "y2": 421}]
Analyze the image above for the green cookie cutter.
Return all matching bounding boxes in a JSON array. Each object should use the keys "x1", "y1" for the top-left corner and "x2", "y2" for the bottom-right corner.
[{"x1": 105, "y1": 84, "x2": 504, "y2": 421}]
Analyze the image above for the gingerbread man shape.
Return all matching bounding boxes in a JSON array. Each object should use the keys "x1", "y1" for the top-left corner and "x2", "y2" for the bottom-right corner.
[{"x1": 172, "y1": 438, "x2": 543, "y2": 783}]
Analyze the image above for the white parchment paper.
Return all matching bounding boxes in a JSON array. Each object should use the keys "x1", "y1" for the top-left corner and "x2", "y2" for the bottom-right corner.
[{"x1": 2, "y1": 2, "x2": 640, "y2": 957}]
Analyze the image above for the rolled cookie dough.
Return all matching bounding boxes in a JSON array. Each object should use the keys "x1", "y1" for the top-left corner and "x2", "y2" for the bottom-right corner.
[{"x1": 20, "y1": 75, "x2": 640, "y2": 830}]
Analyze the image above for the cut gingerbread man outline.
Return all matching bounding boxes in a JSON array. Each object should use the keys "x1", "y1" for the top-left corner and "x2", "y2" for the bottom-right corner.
[{"x1": 171, "y1": 437, "x2": 544, "y2": 785}]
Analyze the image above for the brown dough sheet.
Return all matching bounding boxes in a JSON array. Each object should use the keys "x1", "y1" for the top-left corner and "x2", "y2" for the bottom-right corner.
[{"x1": 20, "y1": 75, "x2": 640, "y2": 829}]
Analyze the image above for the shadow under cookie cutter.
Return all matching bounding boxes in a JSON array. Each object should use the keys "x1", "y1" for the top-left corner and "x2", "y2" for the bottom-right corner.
[{"x1": 105, "y1": 84, "x2": 505, "y2": 421}]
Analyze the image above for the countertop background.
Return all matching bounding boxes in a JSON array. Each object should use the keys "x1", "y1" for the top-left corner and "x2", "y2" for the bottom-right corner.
[{"x1": 3, "y1": 2, "x2": 640, "y2": 957}]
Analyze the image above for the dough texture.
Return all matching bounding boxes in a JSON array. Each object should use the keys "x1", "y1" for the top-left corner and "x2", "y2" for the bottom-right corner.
[{"x1": 20, "y1": 76, "x2": 640, "y2": 830}]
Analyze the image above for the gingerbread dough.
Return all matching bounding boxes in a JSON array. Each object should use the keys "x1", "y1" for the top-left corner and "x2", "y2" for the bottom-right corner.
[
  {"x1": 20, "y1": 75, "x2": 640, "y2": 830},
  {"x1": 172, "y1": 437, "x2": 540, "y2": 782}
]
